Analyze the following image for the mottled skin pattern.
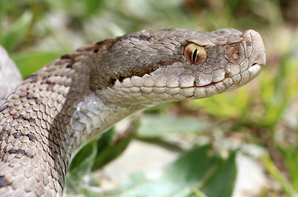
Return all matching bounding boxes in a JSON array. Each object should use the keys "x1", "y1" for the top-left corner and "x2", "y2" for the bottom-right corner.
[{"x1": 0, "y1": 28, "x2": 265, "y2": 196}]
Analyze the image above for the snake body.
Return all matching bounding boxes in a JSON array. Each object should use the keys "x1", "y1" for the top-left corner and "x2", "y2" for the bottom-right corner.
[{"x1": 0, "y1": 28, "x2": 265, "y2": 196}]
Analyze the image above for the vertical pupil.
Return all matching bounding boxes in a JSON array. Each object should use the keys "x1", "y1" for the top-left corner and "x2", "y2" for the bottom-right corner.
[{"x1": 192, "y1": 49, "x2": 198, "y2": 62}]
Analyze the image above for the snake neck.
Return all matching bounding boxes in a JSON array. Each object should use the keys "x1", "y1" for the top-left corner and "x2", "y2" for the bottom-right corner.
[{"x1": 0, "y1": 42, "x2": 146, "y2": 196}]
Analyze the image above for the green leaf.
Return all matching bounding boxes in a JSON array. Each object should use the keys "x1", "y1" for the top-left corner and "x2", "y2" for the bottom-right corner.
[
  {"x1": 262, "y1": 155, "x2": 298, "y2": 196},
  {"x1": 279, "y1": 146, "x2": 298, "y2": 190},
  {"x1": 96, "y1": 128, "x2": 115, "y2": 153},
  {"x1": 1, "y1": 11, "x2": 32, "y2": 52},
  {"x1": 11, "y1": 51, "x2": 66, "y2": 78},
  {"x1": 202, "y1": 151, "x2": 237, "y2": 197},
  {"x1": 105, "y1": 144, "x2": 238, "y2": 197},
  {"x1": 84, "y1": 0, "x2": 105, "y2": 17},
  {"x1": 66, "y1": 140, "x2": 97, "y2": 193},
  {"x1": 138, "y1": 115, "x2": 209, "y2": 137},
  {"x1": 92, "y1": 118, "x2": 140, "y2": 171},
  {"x1": 81, "y1": 188, "x2": 104, "y2": 197},
  {"x1": 192, "y1": 87, "x2": 250, "y2": 120}
]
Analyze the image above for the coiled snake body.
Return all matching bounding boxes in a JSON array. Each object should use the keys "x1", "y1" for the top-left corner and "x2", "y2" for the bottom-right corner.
[{"x1": 0, "y1": 28, "x2": 265, "y2": 196}]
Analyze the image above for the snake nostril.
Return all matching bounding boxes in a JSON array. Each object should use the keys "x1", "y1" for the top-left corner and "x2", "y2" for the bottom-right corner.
[{"x1": 251, "y1": 63, "x2": 258, "y2": 67}]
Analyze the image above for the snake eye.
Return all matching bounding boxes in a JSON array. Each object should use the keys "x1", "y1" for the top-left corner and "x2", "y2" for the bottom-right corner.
[{"x1": 184, "y1": 43, "x2": 207, "y2": 65}]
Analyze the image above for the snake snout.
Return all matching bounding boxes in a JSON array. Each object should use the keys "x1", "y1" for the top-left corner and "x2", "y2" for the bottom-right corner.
[
  {"x1": 242, "y1": 29, "x2": 266, "y2": 67},
  {"x1": 239, "y1": 29, "x2": 266, "y2": 83}
]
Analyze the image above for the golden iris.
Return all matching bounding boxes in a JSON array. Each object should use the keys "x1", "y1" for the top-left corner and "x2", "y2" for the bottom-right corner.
[{"x1": 184, "y1": 43, "x2": 207, "y2": 65}]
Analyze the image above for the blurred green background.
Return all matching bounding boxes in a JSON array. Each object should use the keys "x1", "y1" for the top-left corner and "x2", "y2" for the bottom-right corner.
[{"x1": 2, "y1": 0, "x2": 298, "y2": 196}]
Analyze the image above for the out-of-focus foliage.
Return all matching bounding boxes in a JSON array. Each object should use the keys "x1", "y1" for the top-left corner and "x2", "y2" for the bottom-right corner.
[{"x1": 2, "y1": 0, "x2": 298, "y2": 196}]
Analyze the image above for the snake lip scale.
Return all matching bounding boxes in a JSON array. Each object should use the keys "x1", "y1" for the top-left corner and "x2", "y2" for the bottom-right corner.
[{"x1": 0, "y1": 28, "x2": 265, "y2": 196}]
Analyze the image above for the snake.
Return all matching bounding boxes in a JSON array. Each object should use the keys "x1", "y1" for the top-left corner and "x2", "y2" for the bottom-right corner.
[{"x1": 0, "y1": 28, "x2": 265, "y2": 196}]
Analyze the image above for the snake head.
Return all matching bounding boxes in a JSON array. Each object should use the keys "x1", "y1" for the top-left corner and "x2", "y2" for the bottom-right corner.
[
  {"x1": 175, "y1": 28, "x2": 266, "y2": 97},
  {"x1": 91, "y1": 28, "x2": 265, "y2": 106}
]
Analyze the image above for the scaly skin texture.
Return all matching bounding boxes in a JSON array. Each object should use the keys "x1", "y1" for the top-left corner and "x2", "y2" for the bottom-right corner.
[{"x1": 0, "y1": 28, "x2": 265, "y2": 196}]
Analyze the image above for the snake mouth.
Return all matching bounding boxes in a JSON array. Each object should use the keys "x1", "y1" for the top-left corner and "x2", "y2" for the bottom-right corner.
[
  {"x1": 252, "y1": 61, "x2": 266, "y2": 68},
  {"x1": 182, "y1": 59, "x2": 264, "y2": 99},
  {"x1": 187, "y1": 60, "x2": 264, "y2": 90}
]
